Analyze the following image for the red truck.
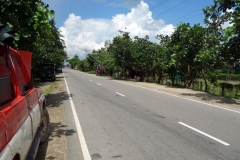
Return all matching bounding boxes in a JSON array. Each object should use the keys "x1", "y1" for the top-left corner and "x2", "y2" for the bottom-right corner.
[
  {"x1": 0, "y1": 25, "x2": 50, "y2": 160},
  {"x1": 96, "y1": 65, "x2": 105, "y2": 76}
]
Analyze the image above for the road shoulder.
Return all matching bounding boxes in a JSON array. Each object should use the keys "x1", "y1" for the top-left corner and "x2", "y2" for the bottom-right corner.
[
  {"x1": 118, "y1": 80, "x2": 240, "y2": 111},
  {"x1": 36, "y1": 75, "x2": 67, "y2": 160}
]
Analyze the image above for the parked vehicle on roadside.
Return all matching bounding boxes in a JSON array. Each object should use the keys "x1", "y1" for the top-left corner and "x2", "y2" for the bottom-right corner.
[
  {"x1": 39, "y1": 63, "x2": 56, "y2": 81},
  {"x1": 96, "y1": 65, "x2": 105, "y2": 76},
  {"x1": 56, "y1": 67, "x2": 63, "y2": 73},
  {"x1": 0, "y1": 24, "x2": 50, "y2": 160}
]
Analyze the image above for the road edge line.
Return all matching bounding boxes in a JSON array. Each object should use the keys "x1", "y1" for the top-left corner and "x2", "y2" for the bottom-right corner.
[
  {"x1": 63, "y1": 73, "x2": 91, "y2": 160},
  {"x1": 117, "y1": 81, "x2": 240, "y2": 114}
]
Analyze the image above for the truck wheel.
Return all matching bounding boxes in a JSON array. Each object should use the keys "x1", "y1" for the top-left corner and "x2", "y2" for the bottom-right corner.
[{"x1": 40, "y1": 108, "x2": 50, "y2": 144}]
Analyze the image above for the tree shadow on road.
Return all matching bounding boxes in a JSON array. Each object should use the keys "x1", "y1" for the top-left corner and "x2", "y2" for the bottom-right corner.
[{"x1": 45, "y1": 91, "x2": 66, "y2": 107}]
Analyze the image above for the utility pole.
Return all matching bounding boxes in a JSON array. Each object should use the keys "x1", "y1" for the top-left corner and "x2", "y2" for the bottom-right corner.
[{"x1": 82, "y1": 49, "x2": 90, "y2": 55}]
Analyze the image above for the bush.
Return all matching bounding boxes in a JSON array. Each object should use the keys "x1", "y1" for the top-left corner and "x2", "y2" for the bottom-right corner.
[
  {"x1": 88, "y1": 70, "x2": 96, "y2": 74},
  {"x1": 166, "y1": 82, "x2": 171, "y2": 86},
  {"x1": 217, "y1": 73, "x2": 240, "y2": 81},
  {"x1": 219, "y1": 82, "x2": 233, "y2": 96},
  {"x1": 234, "y1": 84, "x2": 240, "y2": 99},
  {"x1": 192, "y1": 80, "x2": 200, "y2": 91}
]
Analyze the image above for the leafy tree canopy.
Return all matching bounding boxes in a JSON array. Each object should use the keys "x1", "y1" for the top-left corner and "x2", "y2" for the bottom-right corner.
[{"x1": 0, "y1": 0, "x2": 67, "y2": 77}]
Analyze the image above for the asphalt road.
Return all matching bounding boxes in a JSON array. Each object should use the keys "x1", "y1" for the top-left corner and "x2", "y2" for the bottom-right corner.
[{"x1": 63, "y1": 68, "x2": 240, "y2": 160}]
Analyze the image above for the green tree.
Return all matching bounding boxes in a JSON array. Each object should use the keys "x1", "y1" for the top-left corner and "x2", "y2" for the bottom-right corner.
[
  {"x1": 169, "y1": 23, "x2": 209, "y2": 87},
  {"x1": 108, "y1": 31, "x2": 134, "y2": 77},
  {"x1": 196, "y1": 27, "x2": 223, "y2": 91},
  {"x1": 203, "y1": 0, "x2": 240, "y2": 62},
  {"x1": 132, "y1": 35, "x2": 156, "y2": 81},
  {"x1": 67, "y1": 54, "x2": 80, "y2": 68},
  {"x1": 0, "y1": 1, "x2": 67, "y2": 78},
  {"x1": 78, "y1": 59, "x2": 89, "y2": 72},
  {"x1": 155, "y1": 34, "x2": 172, "y2": 83}
]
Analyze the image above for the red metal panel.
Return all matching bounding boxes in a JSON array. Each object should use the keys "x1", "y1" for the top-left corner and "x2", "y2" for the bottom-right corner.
[
  {"x1": 16, "y1": 50, "x2": 32, "y2": 81},
  {"x1": 9, "y1": 47, "x2": 31, "y2": 89},
  {"x1": 3, "y1": 105, "x2": 15, "y2": 142},
  {"x1": 0, "y1": 112, "x2": 7, "y2": 152},
  {"x1": 11, "y1": 57, "x2": 27, "y2": 86},
  {"x1": 0, "y1": 44, "x2": 37, "y2": 154},
  {"x1": 0, "y1": 96, "x2": 29, "y2": 152},
  {"x1": 12, "y1": 97, "x2": 29, "y2": 131}
]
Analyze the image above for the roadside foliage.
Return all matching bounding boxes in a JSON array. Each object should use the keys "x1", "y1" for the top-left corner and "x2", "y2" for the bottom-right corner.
[
  {"x1": 67, "y1": 0, "x2": 240, "y2": 99},
  {"x1": 0, "y1": 0, "x2": 67, "y2": 79}
]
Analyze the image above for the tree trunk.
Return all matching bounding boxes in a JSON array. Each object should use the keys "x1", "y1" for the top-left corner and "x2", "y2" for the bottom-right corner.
[
  {"x1": 140, "y1": 70, "x2": 145, "y2": 82},
  {"x1": 171, "y1": 77, "x2": 175, "y2": 86},
  {"x1": 157, "y1": 70, "x2": 163, "y2": 84},
  {"x1": 201, "y1": 68, "x2": 208, "y2": 91},
  {"x1": 110, "y1": 69, "x2": 113, "y2": 77},
  {"x1": 187, "y1": 72, "x2": 196, "y2": 88},
  {"x1": 122, "y1": 67, "x2": 124, "y2": 78}
]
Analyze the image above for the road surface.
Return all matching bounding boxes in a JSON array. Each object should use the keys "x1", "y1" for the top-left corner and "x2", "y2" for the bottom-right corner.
[{"x1": 63, "y1": 68, "x2": 240, "y2": 160}]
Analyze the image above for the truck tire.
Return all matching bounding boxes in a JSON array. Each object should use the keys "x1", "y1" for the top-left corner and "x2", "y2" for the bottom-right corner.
[
  {"x1": 40, "y1": 108, "x2": 50, "y2": 144},
  {"x1": 12, "y1": 154, "x2": 20, "y2": 160}
]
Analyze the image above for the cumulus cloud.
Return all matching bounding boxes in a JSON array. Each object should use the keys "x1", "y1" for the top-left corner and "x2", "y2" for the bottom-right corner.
[{"x1": 59, "y1": 1, "x2": 175, "y2": 59}]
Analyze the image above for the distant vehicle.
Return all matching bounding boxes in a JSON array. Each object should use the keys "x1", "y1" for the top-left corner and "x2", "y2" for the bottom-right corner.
[
  {"x1": 96, "y1": 65, "x2": 105, "y2": 76},
  {"x1": 56, "y1": 67, "x2": 62, "y2": 73},
  {"x1": 39, "y1": 63, "x2": 56, "y2": 81}
]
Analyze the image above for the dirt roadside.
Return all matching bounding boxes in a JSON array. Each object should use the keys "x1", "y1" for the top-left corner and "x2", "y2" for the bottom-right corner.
[
  {"x1": 35, "y1": 73, "x2": 240, "y2": 160},
  {"x1": 35, "y1": 75, "x2": 67, "y2": 160}
]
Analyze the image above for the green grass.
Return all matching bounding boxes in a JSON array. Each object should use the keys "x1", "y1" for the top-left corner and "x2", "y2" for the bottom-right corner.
[
  {"x1": 156, "y1": 78, "x2": 240, "y2": 100},
  {"x1": 88, "y1": 70, "x2": 96, "y2": 74},
  {"x1": 43, "y1": 81, "x2": 58, "y2": 96},
  {"x1": 34, "y1": 81, "x2": 59, "y2": 96}
]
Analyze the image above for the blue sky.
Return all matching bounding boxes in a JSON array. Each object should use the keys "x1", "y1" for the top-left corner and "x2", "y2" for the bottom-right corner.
[{"x1": 42, "y1": 0, "x2": 215, "y2": 59}]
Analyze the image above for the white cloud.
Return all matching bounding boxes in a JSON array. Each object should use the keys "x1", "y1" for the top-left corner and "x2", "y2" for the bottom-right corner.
[
  {"x1": 221, "y1": 9, "x2": 233, "y2": 29},
  {"x1": 59, "y1": 1, "x2": 175, "y2": 59}
]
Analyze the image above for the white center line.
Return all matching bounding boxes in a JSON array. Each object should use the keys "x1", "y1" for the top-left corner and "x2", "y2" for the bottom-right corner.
[
  {"x1": 97, "y1": 83, "x2": 101, "y2": 85},
  {"x1": 116, "y1": 92, "x2": 125, "y2": 97},
  {"x1": 178, "y1": 122, "x2": 230, "y2": 146}
]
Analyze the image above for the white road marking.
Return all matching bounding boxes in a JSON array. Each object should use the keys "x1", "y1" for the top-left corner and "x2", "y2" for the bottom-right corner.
[
  {"x1": 178, "y1": 122, "x2": 230, "y2": 146},
  {"x1": 97, "y1": 83, "x2": 101, "y2": 85},
  {"x1": 89, "y1": 80, "x2": 92, "y2": 81},
  {"x1": 63, "y1": 73, "x2": 91, "y2": 160},
  {"x1": 116, "y1": 92, "x2": 125, "y2": 97},
  {"x1": 117, "y1": 81, "x2": 240, "y2": 114}
]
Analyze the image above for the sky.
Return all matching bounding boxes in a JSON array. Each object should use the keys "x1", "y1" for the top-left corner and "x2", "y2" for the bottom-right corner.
[{"x1": 42, "y1": 0, "x2": 215, "y2": 59}]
